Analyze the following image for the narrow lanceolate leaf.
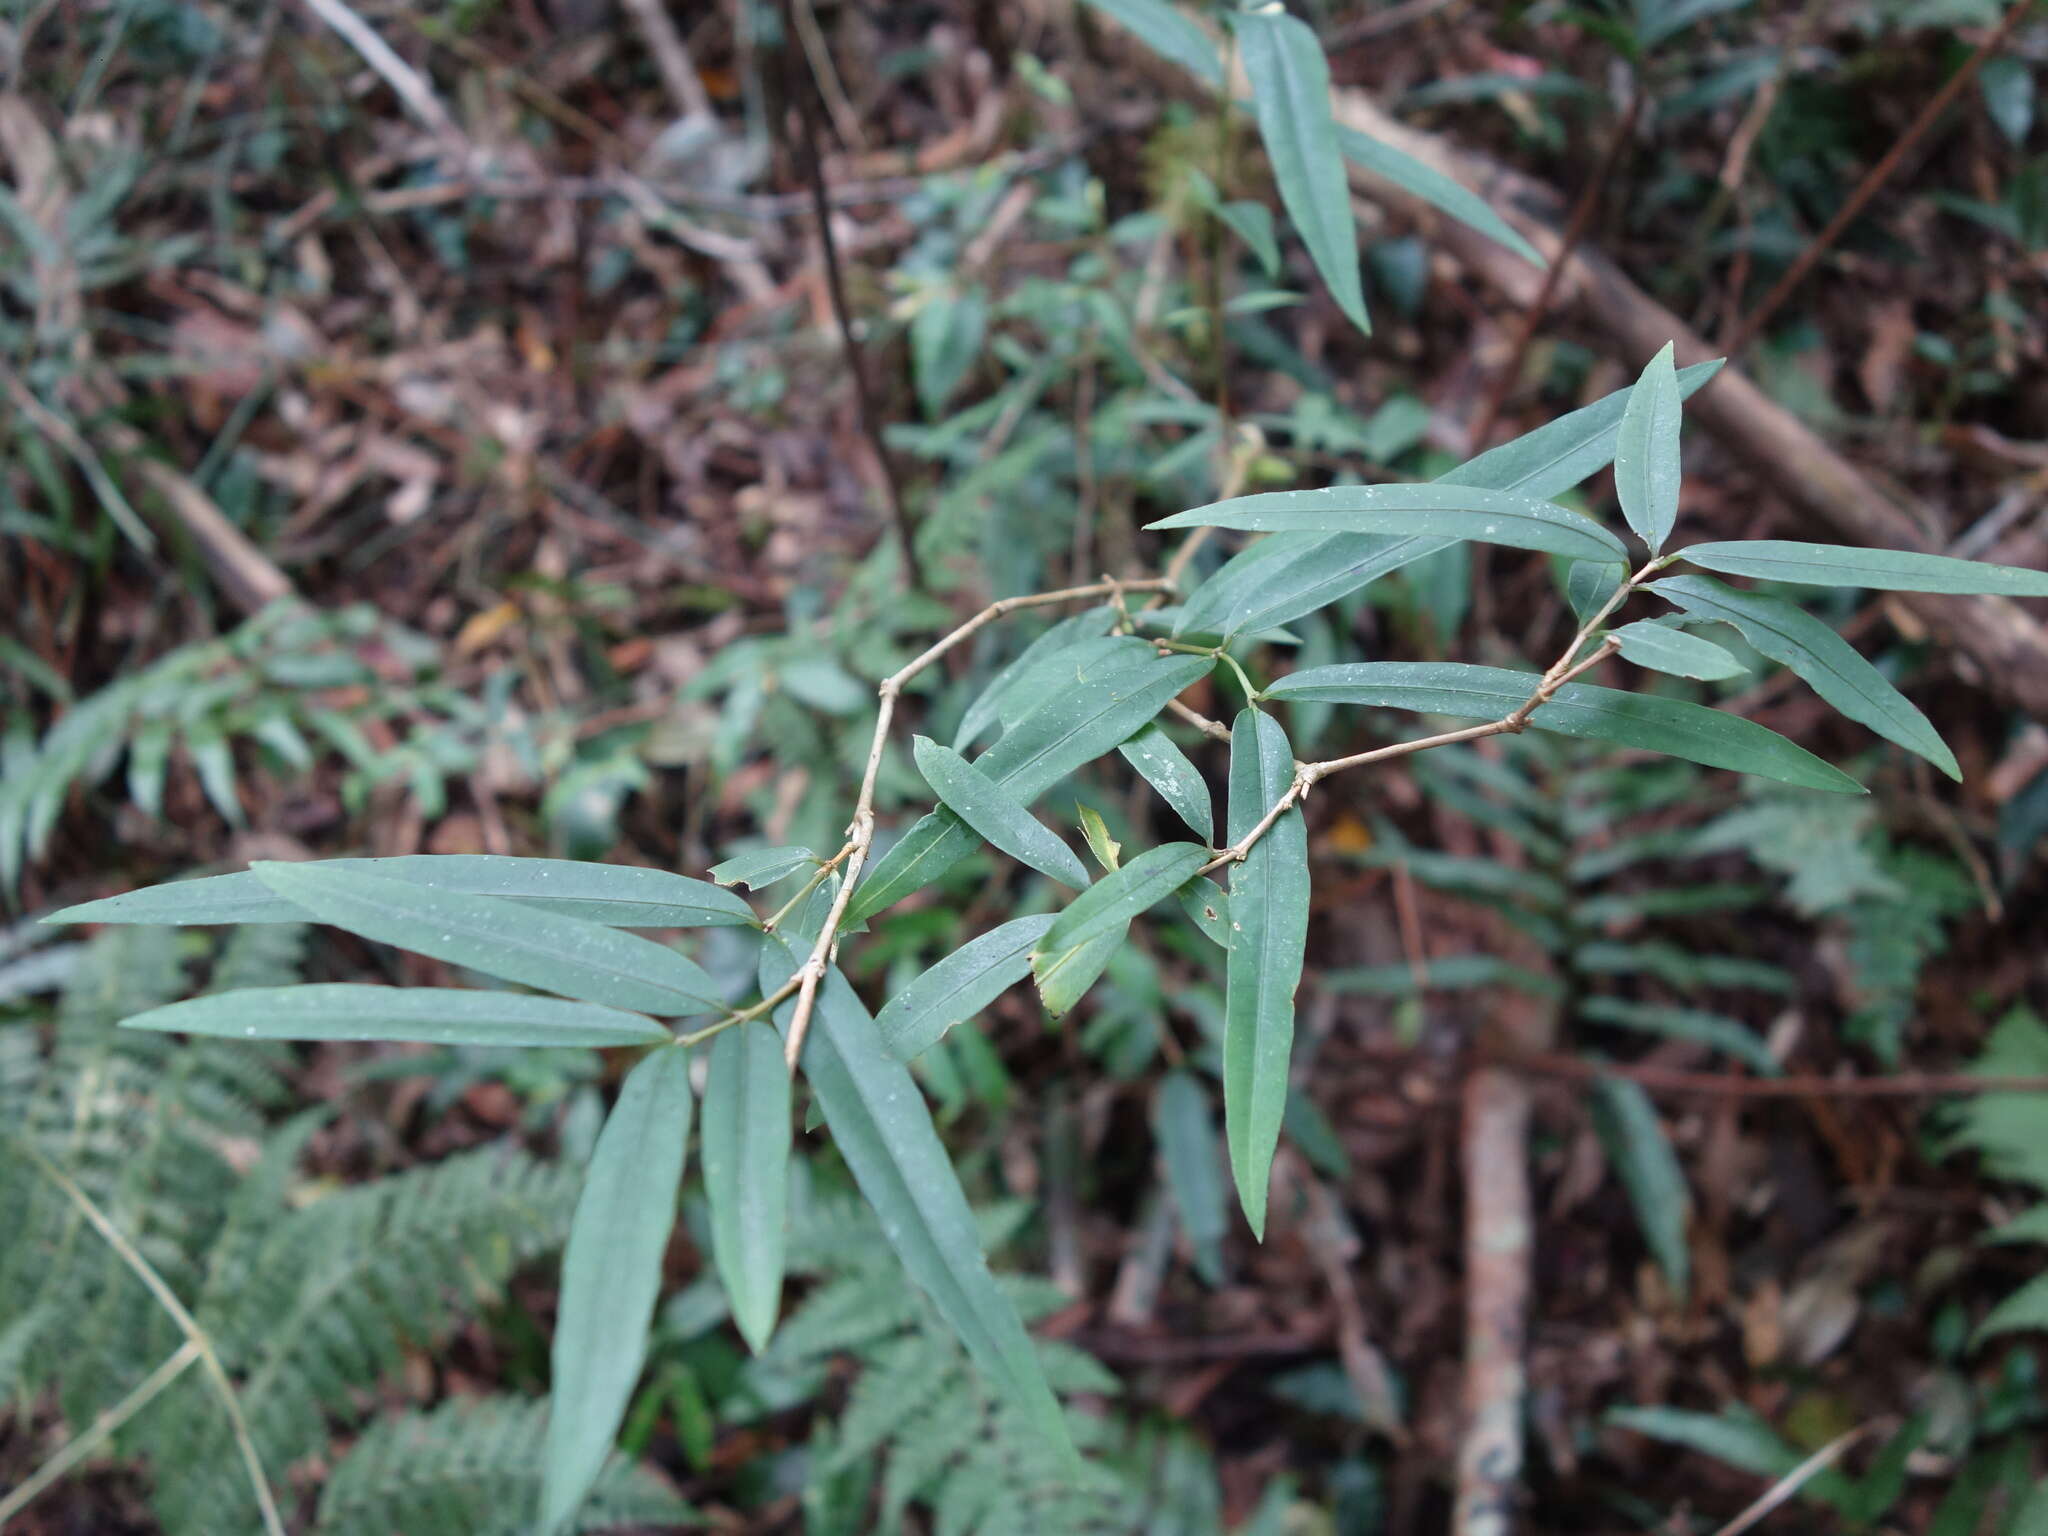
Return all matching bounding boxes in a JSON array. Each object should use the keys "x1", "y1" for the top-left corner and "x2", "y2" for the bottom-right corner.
[
  {"x1": 847, "y1": 655, "x2": 1214, "y2": 926},
  {"x1": 980, "y1": 654, "x2": 1217, "y2": 801},
  {"x1": 1032, "y1": 843, "x2": 1208, "y2": 1016},
  {"x1": 1170, "y1": 363, "x2": 1725, "y2": 642},
  {"x1": 703, "y1": 1021, "x2": 790, "y2": 1355},
  {"x1": 1653, "y1": 574, "x2": 1959, "y2": 779},
  {"x1": 1175, "y1": 533, "x2": 1446, "y2": 641},
  {"x1": 1177, "y1": 877, "x2": 1232, "y2": 947},
  {"x1": 1148, "y1": 483, "x2": 1626, "y2": 564},
  {"x1": 1154, "y1": 1071, "x2": 1228, "y2": 1286},
  {"x1": 1080, "y1": 0, "x2": 1222, "y2": 87},
  {"x1": 992, "y1": 635, "x2": 1156, "y2": 733},
  {"x1": 1118, "y1": 723, "x2": 1214, "y2": 841},
  {"x1": 759, "y1": 935, "x2": 1074, "y2": 1465},
  {"x1": 1609, "y1": 620, "x2": 1748, "y2": 682},
  {"x1": 121, "y1": 984, "x2": 670, "y2": 1048},
  {"x1": 1334, "y1": 124, "x2": 1544, "y2": 268},
  {"x1": 1234, "y1": 5, "x2": 1370, "y2": 336},
  {"x1": 1677, "y1": 540, "x2": 2048, "y2": 596},
  {"x1": 542, "y1": 1046, "x2": 693, "y2": 1533},
  {"x1": 951, "y1": 607, "x2": 1113, "y2": 752},
  {"x1": 709, "y1": 846, "x2": 819, "y2": 890},
  {"x1": 1589, "y1": 1075, "x2": 1691, "y2": 1300},
  {"x1": 873, "y1": 914, "x2": 1056, "y2": 1061},
  {"x1": 1265, "y1": 663, "x2": 1864, "y2": 794},
  {"x1": 48, "y1": 855, "x2": 759, "y2": 929},
  {"x1": 1221, "y1": 709, "x2": 1309, "y2": 1239},
  {"x1": 913, "y1": 737, "x2": 1091, "y2": 889},
  {"x1": 1613, "y1": 342, "x2": 1683, "y2": 554},
  {"x1": 1448, "y1": 358, "x2": 1723, "y2": 502},
  {"x1": 250, "y1": 862, "x2": 725, "y2": 1016},
  {"x1": 1567, "y1": 560, "x2": 1628, "y2": 626}
]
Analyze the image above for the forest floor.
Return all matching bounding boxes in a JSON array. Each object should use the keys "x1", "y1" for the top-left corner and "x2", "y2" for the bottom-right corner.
[{"x1": 5, "y1": 1, "x2": 2048, "y2": 1532}]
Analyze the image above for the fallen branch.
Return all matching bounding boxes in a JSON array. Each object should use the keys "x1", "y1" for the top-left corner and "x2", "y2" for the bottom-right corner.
[
  {"x1": 99, "y1": 420, "x2": 297, "y2": 615},
  {"x1": 1332, "y1": 90, "x2": 2048, "y2": 722}
]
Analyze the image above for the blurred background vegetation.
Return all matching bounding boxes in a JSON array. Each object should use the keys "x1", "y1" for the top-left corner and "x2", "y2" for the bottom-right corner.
[{"x1": 3, "y1": 0, "x2": 2047, "y2": 1531}]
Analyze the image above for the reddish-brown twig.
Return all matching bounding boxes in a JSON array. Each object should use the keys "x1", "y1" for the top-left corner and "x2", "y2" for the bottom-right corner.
[
  {"x1": 1464, "y1": 89, "x2": 1643, "y2": 453},
  {"x1": 1724, "y1": 0, "x2": 2037, "y2": 359}
]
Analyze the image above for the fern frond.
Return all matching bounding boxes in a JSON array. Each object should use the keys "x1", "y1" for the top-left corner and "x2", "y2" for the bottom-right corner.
[{"x1": 316, "y1": 1394, "x2": 696, "y2": 1536}]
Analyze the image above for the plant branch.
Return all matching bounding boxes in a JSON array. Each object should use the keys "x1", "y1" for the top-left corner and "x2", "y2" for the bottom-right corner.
[
  {"x1": 1166, "y1": 697, "x2": 1233, "y2": 743},
  {"x1": 776, "y1": 0, "x2": 923, "y2": 590},
  {"x1": 10, "y1": 1137, "x2": 286, "y2": 1536},
  {"x1": 779, "y1": 578, "x2": 1174, "y2": 1068},
  {"x1": 1198, "y1": 608, "x2": 1633, "y2": 878},
  {"x1": 0, "y1": 1339, "x2": 203, "y2": 1526},
  {"x1": 1465, "y1": 86, "x2": 1643, "y2": 452}
]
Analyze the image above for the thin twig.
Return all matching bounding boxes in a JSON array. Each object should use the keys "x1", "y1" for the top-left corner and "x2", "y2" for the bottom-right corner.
[
  {"x1": 620, "y1": 0, "x2": 713, "y2": 121},
  {"x1": 1166, "y1": 697, "x2": 1233, "y2": 743},
  {"x1": 298, "y1": 0, "x2": 462, "y2": 146},
  {"x1": 1708, "y1": 1425, "x2": 1872, "y2": 1536},
  {"x1": 1724, "y1": 0, "x2": 2036, "y2": 359},
  {"x1": 1465, "y1": 88, "x2": 1643, "y2": 452},
  {"x1": 0, "y1": 1340, "x2": 202, "y2": 1526},
  {"x1": 779, "y1": 578, "x2": 1173, "y2": 1067},
  {"x1": 11, "y1": 1137, "x2": 286, "y2": 1536},
  {"x1": 776, "y1": 0, "x2": 923, "y2": 590}
]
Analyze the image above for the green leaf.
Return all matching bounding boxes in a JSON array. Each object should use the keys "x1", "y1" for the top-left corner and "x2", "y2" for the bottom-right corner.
[
  {"x1": 950, "y1": 608, "x2": 1113, "y2": 752},
  {"x1": 1118, "y1": 723, "x2": 1214, "y2": 841},
  {"x1": 1578, "y1": 996, "x2": 1780, "y2": 1075},
  {"x1": 759, "y1": 934, "x2": 1074, "y2": 1465},
  {"x1": 1978, "y1": 1273, "x2": 2048, "y2": 1342},
  {"x1": 1450, "y1": 358, "x2": 1723, "y2": 501},
  {"x1": 49, "y1": 855, "x2": 759, "y2": 929},
  {"x1": 911, "y1": 286, "x2": 987, "y2": 419},
  {"x1": 1149, "y1": 483, "x2": 1627, "y2": 563},
  {"x1": 913, "y1": 736, "x2": 1091, "y2": 889},
  {"x1": 873, "y1": 914, "x2": 1056, "y2": 1061},
  {"x1": 1334, "y1": 123, "x2": 1545, "y2": 269},
  {"x1": 1076, "y1": 802, "x2": 1122, "y2": 872},
  {"x1": 1154, "y1": 1070, "x2": 1228, "y2": 1285},
  {"x1": 1567, "y1": 560, "x2": 1628, "y2": 626},
  {"x1": 1589, "y1": 1075, "x2": 1690, "y2": 1299},
  {"x1": 1233, "y1": 5, "x2": 1370, "y2": 335},
  {"x1": 710, "y1": 846, "x2": 820, "y2": 890},
  {"x1": 1172, "y1": 362, "x2": 1723, "y2": 641},
  {"x1": 121, "y1": 984, "x2": 670, "y2": 1047},
  {"x1": 1221, "y1": 709, "x2": 1309, "y2": 1239},
  {"x1": 1609, "y1": 619, "x2": 1747, "y2": 681},
  {"x1": 1677, "y1": 540, "x2": 2048, "y2": 595},
  {"x1": 542, "y1": 1045, "x2": 693, "y2": 1533},
  {"x1": 1264, "y1": 662, "x2": 1864, "y2": 794},
  {"x1": 1613, "y1": 342, "x2": 1683, "y2": 554},
  {"x1": 1174, "y1": 532, "x2": 1448, "y2": 642},
  {"x1": 1653, "y1": 573, "x2": 1959, "y2": 779},
  {"x1": 1177, "y1": 876, "x2": 1232, "y2": 946},
  {"x1": 1032, "y1": 843, "x2": 1208, "y2": 1016},
  {"x1": 702, "y1": 1021, "x2": 790, "y2": 1355},
  {"x1": 1080, "y1": 0, "x2": 1222, "y2": 87},
  {"x1": 993, "y1": 635, "x2": 1158, "y2": 733},
  {"x1": 982, "y1": 654, "x2": 1217, "y2": 801},
  {"x1": 847, "y1": 655, "x2": 1214, "y2": 925},
  {"x1": 250, "y1": 862, "x2": 725, "y2": 1016}
]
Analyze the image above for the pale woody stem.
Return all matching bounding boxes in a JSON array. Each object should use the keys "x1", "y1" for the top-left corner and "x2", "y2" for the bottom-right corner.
[
  {"x1": 1198, "y1": 558, "x2": 1655, "y2": 876},
  {"x1": 778, "y1": 577, "x2": 1174, "y2": 1068}
]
